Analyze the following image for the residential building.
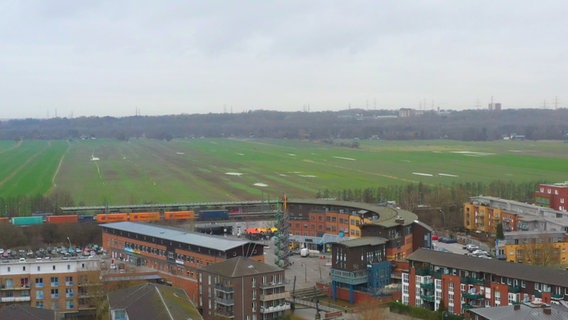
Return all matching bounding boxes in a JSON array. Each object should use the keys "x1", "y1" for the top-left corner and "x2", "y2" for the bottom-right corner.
[
  {"x1": 497, "y1": 231, "x2": 568, "y2": 265},
  {"x1": 402, "y1": 248, "x2": 568, "y2": 315},
  {"x1": 0, "y1": 257, "x2": 101, "y2": 318},
  {"x1": 108, "y1": 283, "x2": 202, "y2": 320},
  {"x1": 198, "y1": 256, "x2": 289, "y2": 320},
  {"x1": 101, "y1": 222, "x2": 265, "y2": 302},
  {"x1": 330, "y1": 237, "x2": 390, "y2": 303},
  {"x1": 536, "y1": 182, "x2": 568, "y2": 211},
  {"x1": 464, "y1": 196, "x2": 568, "y2": 235},
  {"x1": 286, "y1": 199, "x2": 429, "y2": 259}
]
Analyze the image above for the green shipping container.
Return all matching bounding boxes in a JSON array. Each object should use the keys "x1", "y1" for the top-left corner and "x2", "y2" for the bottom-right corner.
[{"x1": 11, "y1": 216, "x2": 44, "y2": 225}]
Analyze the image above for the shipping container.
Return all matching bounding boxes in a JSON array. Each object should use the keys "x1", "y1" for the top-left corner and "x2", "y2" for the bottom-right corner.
[
  {"x1": 0, "y1": 217, "x2": 9, "y2": 224},
  {"x1": 164, "y1": 210, "x2": 195, "y2": 220},
  {"x1": 11, "y1": 216, "x2": 44, "y2": 225},
  {"x1": 46, "y1": 215, "x2": 79, "y2": 224},
  {"x1": 129, "y1": 212, "x2": 160, "y2": 222},
  {"x1": 198, "y1": 210, "x2": 229, "y2": 220},
  {"x1": 96, "y1": 213, "x2": 129, "y2": 223},
  {"x1": 78, "y1": 215, "x2": 95, "y2": 223}
]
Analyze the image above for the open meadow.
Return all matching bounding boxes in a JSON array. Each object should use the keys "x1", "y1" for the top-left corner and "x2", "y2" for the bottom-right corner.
[{"x1": 1, "y1": 138, "x2": 568, "y2": 206}]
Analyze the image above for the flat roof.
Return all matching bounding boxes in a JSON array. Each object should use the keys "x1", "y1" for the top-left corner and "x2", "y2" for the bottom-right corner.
[
  {"x1": 336, "y1": 237, "x2": 388, "y2": 248},
  {"x1": 102, "y1": 222, "x2": 254, "y2": 251},
  {"x1": 408, "y1": 248, "x2": 568, "y2": 288}
]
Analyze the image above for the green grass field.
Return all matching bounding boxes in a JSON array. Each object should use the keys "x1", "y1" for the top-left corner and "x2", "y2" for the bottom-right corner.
[{"x1": 1, "y1": 138, "x2": 568, "y2": 206}]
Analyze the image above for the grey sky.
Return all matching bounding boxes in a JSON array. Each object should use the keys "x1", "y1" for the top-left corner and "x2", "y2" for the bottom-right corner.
[{"x1": 1, "y1": 1, "x2": 567, "y2": 119}]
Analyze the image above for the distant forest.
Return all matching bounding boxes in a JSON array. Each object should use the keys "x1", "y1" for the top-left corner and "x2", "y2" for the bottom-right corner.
[{"x1": 2, "y1": 108, "x2": 568, "y2": 141}]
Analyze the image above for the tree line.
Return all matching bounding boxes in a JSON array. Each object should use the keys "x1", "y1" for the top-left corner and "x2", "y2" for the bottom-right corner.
[{"x1": 1, "y1": 108, "x2": 568, "y2": 141}]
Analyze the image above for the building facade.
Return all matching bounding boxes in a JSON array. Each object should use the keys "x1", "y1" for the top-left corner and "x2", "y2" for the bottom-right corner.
[
  {"x1": 536, "y1": 182, "x2": 568, "y2": 211},
  {"x1": 330, "y1": 237, "x2": 390, "y2": 303},
  {"x1": 0, "y1": 258, "x2": 101, "y2": 317},
  {"x1": 464, "y1": 196, "x2": 568, "y2": 235},
  {"x1": 497, "y1": 231, "x2": 568, "y2": 265},
  {"x1": 402, "y1": 248, "x2": 568, "y2": 315},
  {"x1": 101, "y1": 222, "x2": 265, "y2": 302},
  {"x1": 198, "y1": 257, "x2": 289, "y2": 320}
]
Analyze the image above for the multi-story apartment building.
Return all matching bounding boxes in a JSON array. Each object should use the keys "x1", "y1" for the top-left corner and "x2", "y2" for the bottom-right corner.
[
  {"x1": 101, "y1": 221, "x2": 265, "y2": 302},
  {"x1": 464, "y1": 196, "x2": 568, "y2": 235},
  {"x1": 330, "y1": 237, "x2": 391, "y2": 303},
  {"x1": 0, "y1": 257, "x2": 101, "y2": 318},
  {"x1": 536, "y1": 182, "x2": 568, "y2": 211},
  {"x1": 198, "y1": 256, "x2": 289, "y2": 320},
  {"x1": 402, "y1": 248, "x2": 568, "y2": 315},
  {"x1": 496, "y1": 231, "x2": 568, "y2": 264}
]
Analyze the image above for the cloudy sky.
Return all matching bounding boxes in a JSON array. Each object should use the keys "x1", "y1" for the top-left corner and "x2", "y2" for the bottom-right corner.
[{"x1": 1, "y1": 1, "x2": 567, "y2": 119}]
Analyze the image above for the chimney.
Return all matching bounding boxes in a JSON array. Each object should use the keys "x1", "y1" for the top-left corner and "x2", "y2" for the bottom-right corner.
[
  {"x1": 513, "y1": 304, "x2": 520, "y2": 311},
  {"x1": 543, "y1": 307, "x2": 552, "y2": 315}
]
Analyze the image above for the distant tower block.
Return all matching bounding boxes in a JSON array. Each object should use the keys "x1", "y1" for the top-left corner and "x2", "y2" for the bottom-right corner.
[{"x1": 488, "y1": 102, "x2": 502, "y2": 111}]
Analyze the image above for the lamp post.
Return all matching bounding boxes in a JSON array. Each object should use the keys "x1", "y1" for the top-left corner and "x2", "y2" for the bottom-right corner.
[{"x1": 67, "y1": 237, "x2": 72, "y2": 251}]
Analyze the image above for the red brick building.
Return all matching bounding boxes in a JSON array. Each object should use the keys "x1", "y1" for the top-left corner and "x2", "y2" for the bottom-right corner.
[{"x1": 535, "y1": 182, "x2": 568, "y2": 211}]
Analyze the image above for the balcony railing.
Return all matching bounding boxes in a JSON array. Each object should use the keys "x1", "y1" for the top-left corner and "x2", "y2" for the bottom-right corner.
[
  {"x1": 35, "y1": 283, "x2": 44, "y2": 288},
  {"x1": 51, "y1": 282, "x2": 59, "y2": 287},
  {"x1": 415, "y1": 269, "x2": 431, "y2": 276},
  {"x1": 420, "y1": 283, "x2": 434, "y2": 290},
  {"x1": 420, "y1": 294, "x2": 435, "y2": 302},
  {"x1": 214, "y1": 284, "x2": 234, "y2": 293},
  {"x1": 66, "y1": 281, "x2": 74, "y2": 286},
  {"x1": 214, "y1": 310, "x2": 235, "y2": 318},
  {"x1": 508, "y1": 286, "x2": 521, "y2": 293},
  {"x1": 215, "y1": 297, "x2": 234, "y2": 306},
  {"x1": 461, "y1": 277, "x2": 484, "y2": 285},
  {"x1": 260, "y1": 282, "x2": 285, "y2": 289},
  {"x1": 260, "y1": 303, "x2": 291, "y2": 314},
  {"x1": 330, "y1": 269, "x2": 368, "y2": 285},
  {"x1": 260, "y1": 292, "x2": 290, "y2": 301},
  {"x1": 0, "y1": 296, "x2": 31, "y2": 302},
  {"x1": 462, "y1": 292, "x2": 484, "y2": 300},
  {"x1": 66, "y1": 293, "x2": 75, "y2": 298}
]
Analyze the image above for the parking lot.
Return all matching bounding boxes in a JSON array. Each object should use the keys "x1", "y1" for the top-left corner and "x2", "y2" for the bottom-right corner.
[{"x1": 0, "y1": 244, "x2": 104, "y2": 262}]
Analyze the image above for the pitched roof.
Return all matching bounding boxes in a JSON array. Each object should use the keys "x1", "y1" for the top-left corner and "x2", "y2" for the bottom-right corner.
[
  {"x1": 201, "y1": 256, "x2": 283, "y2": 277},
  {"x1": 102, "y1": 221, "x2": 252, "y2": 251},
  {"x1": 468, "y1": 304, "x2": 567, "y2": 320},
  {"x1": 108, "y1": 283, "x2": 202, "y2": 320},
  {"x1": 288, "y1": 199, "x2": 418, "y2": 227},
  {"x1": 408, "y1": 248, "x2": 568, "y2": 287},
  {"x1": 0, "y1": 304, "x2": 56, "y2": 320}
]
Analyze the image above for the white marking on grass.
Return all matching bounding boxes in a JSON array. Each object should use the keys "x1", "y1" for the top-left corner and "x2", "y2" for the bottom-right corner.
[
  {"x1": 226, "y1": 172, "x2": 243, "y2": 176},
  {"x1": 176, "y1": 152, "x2": 185, "y2": 155},
  {"x1": 236, "y1": 153, "x2": 245, "y2": 156},
  {"x1": 412, "y1": 172, "x2": 433, "y2": 177},
  {"x1": 288, "y1": 153, "x2": 296, "y2": 156},
  {"x1": 451, "y1": 151, "x2": 494, "y2": 157},
  {"x1": 279, "y1": 174, "x2": 287, "y2": 177},
  {"x1": 299, "y1": 175, "x2": 316, "y2": 178},
  {"x1": 254, "y1": 183, "x2": 268, "y2": 187},
  {"x1": 333, "y1": 156, "x2": 356, "y2": 161},
  {"x1": 438, "y1": 173, "x2": 458, "y2": 177}
]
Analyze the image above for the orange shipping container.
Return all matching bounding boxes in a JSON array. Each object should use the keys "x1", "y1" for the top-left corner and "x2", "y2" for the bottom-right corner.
[
  {"x1": 129, "y1": 212, "x2": 160, "y2": 222},
  {"x1": 164, "y1": 211, "x2": 195, "y2": 220},
  {"x1": 46, "y1": 215, "x2": 79, "y2": 224},
  {"x1": 96, "y1": 213, "x2": 129, "y2": 223},
  {"x1": 0, "y1": 217, "x2": 9, "y2": 223}
]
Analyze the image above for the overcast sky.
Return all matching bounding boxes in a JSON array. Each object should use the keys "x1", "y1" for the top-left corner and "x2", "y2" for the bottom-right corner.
[{"x1": 1, "y1": 1, "x2": 567, "y2": 119}]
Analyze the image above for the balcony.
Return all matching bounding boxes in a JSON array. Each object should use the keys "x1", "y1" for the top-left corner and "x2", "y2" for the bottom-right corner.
[
  {"x1": 461, "y1": 277, "x2": 484, "y2": 285},
  {"x1": 66, "y1": 293, "x2": 75, "y2": 298},
  {"x1": 462, "y1": 292, "x2": 484, "y2": 300},
  {"x1": 51, "y1": 294, "x2": 59, "y2": 299},
  {"x1": 508, "y1": 286, "x2": 521, "y2": 293},
  {"x1": 51, "y1": 282, "x2": 59, "y2": 287},
  {"x1": 66, "y1": 281, "x2": 74, "y2": 286},
  {"x1": 415, "y1": 269, "x2": 431, "y2": 276},
  {"x1": 215, "y1": 297, "x2": 234, "y2": 306},
  {"x1": 260, "y1": 291, "x2": 290, "y2": 301},
  {"x1": 0, "y1": 296, "x2": 31, "y2": 302},
  {"x1": 260, "y1": 303, "x2": 291, "y2": 314},
  {"x1": 260, "y1": 282, "x2": 285, "y2": 289},
  {"x1": 420, "y1": 294, "x2": 435, "y2": 302},
  {"x1": 214, "y1": 284, "x2": 234, "y2": 293},
  {"x1": 552, "y1": 293, "x2": 564, "y2": 300},
  {"x1": 214, "y1": 310, "x2": 235, "y2": 319},
  {"x1": 420, "y1": 282, "x2": 434, "y2": 290},
  {"x1": 330, "y1": 269, "x2": 368, "y2": 285}
]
